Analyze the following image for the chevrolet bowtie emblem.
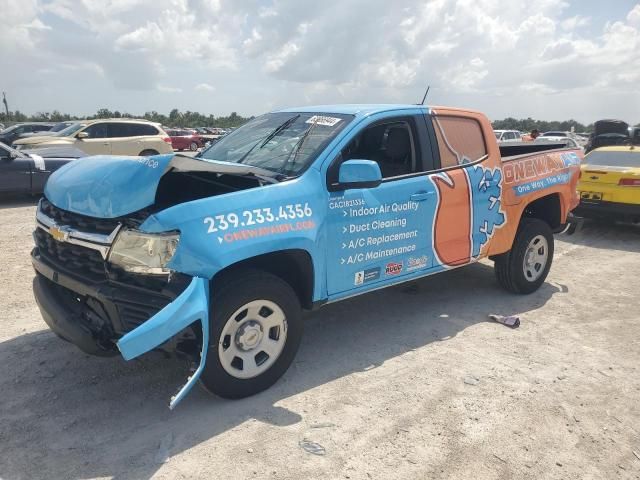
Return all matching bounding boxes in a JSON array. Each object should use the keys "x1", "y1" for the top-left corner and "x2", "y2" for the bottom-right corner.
[{"x1": 49, "y1": 226, "x2": 69, "y2": 242}]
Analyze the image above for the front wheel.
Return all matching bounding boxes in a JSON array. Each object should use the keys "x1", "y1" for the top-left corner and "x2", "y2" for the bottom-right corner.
[
  {"x1": 189, "y1": 141, "x2": 199, "y2": 151},
  {"x1": 200, "y1": 270, "x2": 303, "y2": 399},
  {"x1": 494, "y1": 218, "x2": 554, "y2": 294}
]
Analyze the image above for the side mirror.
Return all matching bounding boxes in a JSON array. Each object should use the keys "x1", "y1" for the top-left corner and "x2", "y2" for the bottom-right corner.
[
  {"x1": 76, "y1": 131, "x2": 89, "y2": 139},
  {"x1": 337, "y1": 159, "x2": 382, "y2": 190}
]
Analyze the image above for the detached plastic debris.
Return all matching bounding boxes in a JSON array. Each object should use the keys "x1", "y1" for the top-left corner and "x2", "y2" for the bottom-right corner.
[{"x1": 488, "y1": 314, "x2": 520, "y2": 328}]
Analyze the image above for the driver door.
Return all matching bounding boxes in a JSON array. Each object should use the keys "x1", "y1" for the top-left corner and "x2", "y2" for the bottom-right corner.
[
  {"x1": 325, "y1": 114, "x2": 436, "y2": 296},
  {"x1": 76, "y1": 123, "x2": 111, "y2": 155}
]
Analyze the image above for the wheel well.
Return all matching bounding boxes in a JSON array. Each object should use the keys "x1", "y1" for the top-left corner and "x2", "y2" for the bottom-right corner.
[
  {"x1": 522, "y1": 193, "x2": 561, "y2": 230},
  {"x1": 139, "y1": 149, "x2": 159, "y2": 156},
  {"x1": 212, "y1": 249, "x2": 314, "y2": 309}
]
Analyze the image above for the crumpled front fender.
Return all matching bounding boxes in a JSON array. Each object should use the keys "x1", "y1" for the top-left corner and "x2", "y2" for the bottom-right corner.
[{"x1": 117, "y1": 276, "x2": 210, "y2": 409}]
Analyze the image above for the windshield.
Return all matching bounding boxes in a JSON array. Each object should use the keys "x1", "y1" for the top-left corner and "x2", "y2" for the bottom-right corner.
[
  {"x1": 198, "y1": 112, "x2": 353, "y2": 176},
  {"x1": 1, "y1": 124, "x2": 21, "y2": 134},
  {"x1": 543, "y1": 131, "x2": 566, "y2": 137},
  {"x1": 0, "y1": 141, "x2": 25, "y2": 158},
  {"x1": 584, "y1": 150, "x2": 640, "y2": 168},
  {"x1": 54, "y1": 123, "x2": 85, "y2": 137},
  {"x1": 50, "y1": 122, "x2": 72, "y2": 132}
]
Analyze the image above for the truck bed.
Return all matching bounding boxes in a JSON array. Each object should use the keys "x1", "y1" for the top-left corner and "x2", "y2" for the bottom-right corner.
[{"x1": 500, "y1": 142, "x2": 576, "y2": 161}]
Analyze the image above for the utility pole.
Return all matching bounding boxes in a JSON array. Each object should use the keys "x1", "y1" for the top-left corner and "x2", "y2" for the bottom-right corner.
[{"x1": 2, "y1": 92, "x2": 8, "y2": 116}]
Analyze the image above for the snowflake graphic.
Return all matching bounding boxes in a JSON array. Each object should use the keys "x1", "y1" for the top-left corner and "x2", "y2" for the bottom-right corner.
[{"x1": 466, "y1": 164, "x2": 506, "y2": 258}]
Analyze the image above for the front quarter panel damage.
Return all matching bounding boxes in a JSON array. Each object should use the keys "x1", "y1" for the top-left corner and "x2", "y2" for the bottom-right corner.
[
  {"x1": 116, "y1": 277, "x2": 209, "y2": 409},
  {"x1": 118, "y1": 172, "x2": 326, "y2": 408},
  {"x1": 140, "y1": 171, "x2": 326, "y2": 293}
]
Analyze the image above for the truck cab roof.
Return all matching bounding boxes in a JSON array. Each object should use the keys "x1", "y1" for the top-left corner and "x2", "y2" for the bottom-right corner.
[{"x1": 274, "y1": 104, "x2": 429, "y2": 117}]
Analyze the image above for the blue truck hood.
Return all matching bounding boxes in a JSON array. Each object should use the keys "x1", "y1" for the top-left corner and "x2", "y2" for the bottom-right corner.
[{"x1": 44, "y1": 154, "x2": 277, "y2": 218}]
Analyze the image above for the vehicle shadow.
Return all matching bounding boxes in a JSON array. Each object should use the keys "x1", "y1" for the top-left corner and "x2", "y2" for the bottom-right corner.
[
  {"x1": 560, "y1": 218, "x2": 640, "y2": 253},
  {"x1": 0, "y1": 262, "x2": 560, "y2": 479},
  {"x1": 0, "y1": 193, "x2": 41, "y2": 209}
]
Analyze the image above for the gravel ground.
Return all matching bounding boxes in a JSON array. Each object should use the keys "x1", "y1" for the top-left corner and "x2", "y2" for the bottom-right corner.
[{"x1": 0, "y1": 197, "x2": 639, "y2": 480}]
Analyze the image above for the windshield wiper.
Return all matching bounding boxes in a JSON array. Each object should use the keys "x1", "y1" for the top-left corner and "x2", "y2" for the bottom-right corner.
[
  {"x1": 234, "y1": 114, "x2": 301, "y2": 165},
  {"x1": 259, "y1": 114, "x2": 300, "y2": 149},
  {"x1": 280, "y1": 119, "x2": 318, "y2": 174}
]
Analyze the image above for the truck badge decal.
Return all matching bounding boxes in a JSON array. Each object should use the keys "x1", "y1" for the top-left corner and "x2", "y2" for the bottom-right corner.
[{"x1": 385, "y1": 262, "x2": 403, "y2": 276}]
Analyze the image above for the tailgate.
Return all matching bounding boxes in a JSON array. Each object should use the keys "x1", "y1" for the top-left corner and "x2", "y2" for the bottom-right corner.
[
  {"x1": 579, "y1": 167, "x2": 640, "y2": 204},
  {"x1": 581, "y1": 167, "x2": 636, "y2": 185}
]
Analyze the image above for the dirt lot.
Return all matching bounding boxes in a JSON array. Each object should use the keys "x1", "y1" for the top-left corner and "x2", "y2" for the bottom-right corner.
[{"x1": 1, "y1": 198, "x2": 639, "y2": 480}]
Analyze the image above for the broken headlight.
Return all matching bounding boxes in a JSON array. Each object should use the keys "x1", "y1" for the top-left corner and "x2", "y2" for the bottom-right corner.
[{"x1": 108, "y1": 229, "x2": 180, "y2": 274}]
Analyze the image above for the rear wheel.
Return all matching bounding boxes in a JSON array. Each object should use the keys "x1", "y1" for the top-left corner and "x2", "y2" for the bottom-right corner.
[
  {"x1": 200, "y1": 270, "x2": 303, "y2": 399},
  {"x1": 139, "y1": 149, "x2": 159, "y2": 156},
  {"x1": 494, "y1": 218, "x2": 554, "y2": 294}
]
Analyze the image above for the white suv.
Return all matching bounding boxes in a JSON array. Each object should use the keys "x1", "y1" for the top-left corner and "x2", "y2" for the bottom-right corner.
[
  {"x1": 13, "y1": 119, "x2": 173, "y2": 156},
  {"x1": 493, "y1": 130, "x2": 523, "y2": 143}
]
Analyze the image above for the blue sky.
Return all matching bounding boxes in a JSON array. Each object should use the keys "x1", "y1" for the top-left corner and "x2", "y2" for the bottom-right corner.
[{"x1": 1, "y1": 0, "x2": 639, "y2": 123}]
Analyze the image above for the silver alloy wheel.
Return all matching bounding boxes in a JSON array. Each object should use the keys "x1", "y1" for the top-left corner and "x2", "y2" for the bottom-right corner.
[
  {"x1": 523, "y1": 234, "x2": 549, "y2": 281},
  {"x1": 218, "y1": 299, "x2": 288, "y2": 379},
  {"x1": 189, "y1": 142, "x2": 198, "y2": 151}
]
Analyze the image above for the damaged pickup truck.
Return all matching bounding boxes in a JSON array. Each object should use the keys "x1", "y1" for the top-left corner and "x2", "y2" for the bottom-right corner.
[{"x1": 32, "y1": 105, "x2": 582, "y2": 408}]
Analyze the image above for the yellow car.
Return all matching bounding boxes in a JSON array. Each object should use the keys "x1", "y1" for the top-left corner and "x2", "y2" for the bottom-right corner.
[{"x1": 575, "y1": 146, "x2": 640, "y2": 221}]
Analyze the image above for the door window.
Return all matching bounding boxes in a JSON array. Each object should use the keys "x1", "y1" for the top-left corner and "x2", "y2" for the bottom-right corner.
[
  {"x1": 340, "y1": 120, "x2": 418, "y2": 179},
  {"x1": 432, "y1": 116, "x2": 487, "y2": 168},
  {"x1": 83, "y1": 123, "x2": 108, "y2": 139}
]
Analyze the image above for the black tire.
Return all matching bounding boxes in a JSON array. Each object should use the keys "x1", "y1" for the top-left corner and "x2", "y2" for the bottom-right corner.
[
  {"x1": 139, "y1": 149, "x2": 159, "y2": 156},
  {"x1": 494, "y1": 218, "x2": 554, "y2": 294},
  {"x1": 189, "y1": 142, "x2": 198, "y2": 151},
  {"x1": 200, "y1": 270, "x2": 303, "y2": 399}
]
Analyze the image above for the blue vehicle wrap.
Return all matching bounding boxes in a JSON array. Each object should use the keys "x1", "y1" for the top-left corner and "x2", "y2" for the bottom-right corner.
[{"x1": 37, "y1": 104, "x2": 538, "y2": 408}]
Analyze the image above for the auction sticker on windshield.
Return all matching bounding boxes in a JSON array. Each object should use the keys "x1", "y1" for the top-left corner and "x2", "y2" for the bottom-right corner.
[{"x1": 305, "y1": 115, "x2": 342, "y2": 127}]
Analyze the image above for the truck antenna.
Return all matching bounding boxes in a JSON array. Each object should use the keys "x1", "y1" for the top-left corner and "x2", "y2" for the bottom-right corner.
[
  {"x1": 420, "y1": 86, "x2": 431, "y2": 105},
  {"x1": 1, "y1": 92, "x2": 8, "y2": 116}
]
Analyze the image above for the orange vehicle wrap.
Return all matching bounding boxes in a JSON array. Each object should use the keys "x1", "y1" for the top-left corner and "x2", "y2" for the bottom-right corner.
[{"x1": 430, "y1": 107, "x2": 581, "y2": 263}]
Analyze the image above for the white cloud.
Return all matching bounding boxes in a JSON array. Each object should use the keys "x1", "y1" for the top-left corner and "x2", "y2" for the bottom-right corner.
[
  {"x1": 195, "y1": 83, "x2": 215, "y2": 92},
  {"x1": 627, "y1": 4, "x2": 640, "y2": 26},
  {"x1": 561, "y1": 15, "x2": 591, "y2": 31},
  {"x1": 157, "y1": 85, "x2": 182, "y2": 93},
  {"x1": 0, "y1": 0, "x2": 639, "y2": 123}
]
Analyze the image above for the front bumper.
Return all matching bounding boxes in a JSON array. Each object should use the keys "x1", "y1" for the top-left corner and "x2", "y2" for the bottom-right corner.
[
  {"x1": 32, "y1": 249, "x2": 210, "y2": 409},
  {"x1": 573, "y1": 200, "x2": 640, "y2": 220}
]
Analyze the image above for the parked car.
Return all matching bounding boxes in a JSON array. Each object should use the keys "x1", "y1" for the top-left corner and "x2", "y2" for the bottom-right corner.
[
  {"x1": 534, "y1": 135, "x2": 582, "y2": 149},
  {"x1": 17, "y1": 121, "x2": 76, "y2": 139},
  {"x1": 0, "y1": 141, "x2": 84, "y2": 195},
  {"x1": 574, "y1": 146, "x2": 640, "y2": 222},
  {"x1": 166, "y1": 129, "x2": 205, "y2": 151},
  {"x1": 31, "y1": 104, "x2": 582, "y2": 408},
  {"x1": 12, "y1": 119, "x2": 173, "y2": 156},
  {"x1": 493, "y1": 130, "x2": 523, "y2": 143},
  {"x1": 0, "y1": 123, "x2": 54, "y2": 145},
  {"x1": 585, "y1": 120, "x2": 630, "y2": 153}
]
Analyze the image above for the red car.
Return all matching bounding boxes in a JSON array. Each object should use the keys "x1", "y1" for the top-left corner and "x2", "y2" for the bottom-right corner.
[{"x1": 166, "y1": 129, "x2": 204, "y2": 151}]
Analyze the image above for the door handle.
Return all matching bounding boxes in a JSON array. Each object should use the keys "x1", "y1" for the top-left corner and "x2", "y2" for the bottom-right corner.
[{"x1": 410, "y1": 191, "x2": 433, "y2": 202}]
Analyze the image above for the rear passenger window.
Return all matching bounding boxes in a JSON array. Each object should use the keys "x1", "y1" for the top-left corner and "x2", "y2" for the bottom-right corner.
[
  {"x1": 432, "y1": 116, "x2": 487, "y2": 168},
  {"x1": 134, "y1": 124, "x2": 159, "y2": 136},
  {"x1": 107, "y1": 123, "x2": 159, "y2": 138}
]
